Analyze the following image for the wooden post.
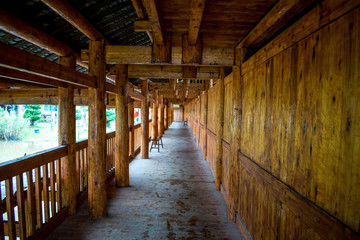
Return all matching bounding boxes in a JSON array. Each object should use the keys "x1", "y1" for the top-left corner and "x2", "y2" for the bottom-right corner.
[
  {"x1": 88, "y1": 40, "x2": 107, "y2": 217},
  {"x1": 115, "y1": 64, "x2": 129, "y2": 187},
  {"x1": 151, "y1": 90, "x2": 158, "y2": 140},
  {"x1": 164, "y1": 100, "x2": 168, "y2": 130},
  {"x1": 215, "y1": 68, "x2": 225, "y2": 191},
  {"x1": 228, "y1": 48, "x2": 247, "y2": 221},
  {"x1": 203, "y1": 81, "x2": 209, "y2": 160},
  {"x1": 58, "y1": 55, "x2": 77, "y2": 215},
  {"x1": 141, "y1": 79, "x2": 149, "y2": 159},
  {"x1": 159, "y1": 95, "x2": 164, "y2": 136},
  {"x1": 129, "y1": 99, "x2": 135, "y2": 157}
]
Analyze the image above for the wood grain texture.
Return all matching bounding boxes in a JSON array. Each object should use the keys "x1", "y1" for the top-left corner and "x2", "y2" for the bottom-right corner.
[
  {"x1": 141, "y1": 79, "x2": 149, "y2": 159},
  {"x1": 87, "y1": 40, "x2": 107, "y2": 218}
]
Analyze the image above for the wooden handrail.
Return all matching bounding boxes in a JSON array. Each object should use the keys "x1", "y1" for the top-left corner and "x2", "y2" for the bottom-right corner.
[{"x1": 0, "y1": 146, "x2": 68, "y2": 182}]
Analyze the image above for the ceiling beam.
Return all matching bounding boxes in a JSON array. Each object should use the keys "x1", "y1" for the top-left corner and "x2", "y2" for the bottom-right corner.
[
  {"x1": 131, "y1": 0, "x2": 153, "y2": 42},
  {"x1": 0, "y1": 43, "x2": 96, "y2": 88},
  {"x1": 188, "y1": 0, "x2": 206, "y2": 45},
  {"x1": 236, "y1": 0, "x2": 316, "y2": 49},
  {"x1": 81, "y1": 46, "x2": 234, "y2": 66},
  {"x1": 0, "y1": 9, "x2": 86, "y2": 68},
  {"x1": 0, "y1": 89, "x2": 58, "y2": 105},
  {"x1": 142, "y1": 0, "x2": 165, "y2": 45},
  {"x1": 109, "y1": 65, "x2": 220, "y2": 79},
  {"x1": 41, "y1": 0, "x2": 111, "y2": 45},
  {"x1": 0, "y1": 66, "x2": 68, "y2": 88}
]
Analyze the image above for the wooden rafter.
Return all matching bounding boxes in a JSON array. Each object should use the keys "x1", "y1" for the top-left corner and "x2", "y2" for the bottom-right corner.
[
  {"x1": 143, "y1": 0, "x2": 165, "y2": 45},
  {"x1": 0, "y1": 43, "x2": 95, "y2": 88},
  {"x1": 41, "y1": 0, "x2": 111, "y2": 45},
  {"x1": 0, "y1": 9, "x2": 86, "y2": 68},
  {"x1": 188, "y1": 0, "x2": 206, "y2": 45},
  {"x1": 237, "y1": 0, "x2": 316, "y2": 49}
]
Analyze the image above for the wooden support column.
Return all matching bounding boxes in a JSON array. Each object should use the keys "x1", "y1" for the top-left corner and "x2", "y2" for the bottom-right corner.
[
  {"x1": 164, "y1": 100, "x2": 168, "y2": 130},
  {"x1": 58, "y1": 55, "x2": 77, "y2": 215},
  {"x1": 151, "y1": 90, "x2": 158, "y2": 140},
  {"x1": 88, "y1": 40, "x2": 107, "y2": 217},
  {"x1": 115, "y1": 64, "x2": 129, "y2": 187},
  {"x1": 215, "y1": 68, "x2": 225, "y2": 191},
  {"x1": 228, "y1": 48, "x2": 247, "y2": 221},
  {"x1": 129, "y1": 99, "x2": 135, "y2": 157},
  {"x1": 141, "y1": 79, "x2": 149, "y2": 159},
  {"x1": 203, "y1": 81, "x2": 209, "y2": 160},
  {"x1": 159, "y1": 95, "x2": 164, "y2": 136}
]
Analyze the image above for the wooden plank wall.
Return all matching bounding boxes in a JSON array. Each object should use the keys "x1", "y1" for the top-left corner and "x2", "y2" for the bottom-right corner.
[
  {"x1": 185, "y1": 0, "x2": 360, "y2": 239},
  {"x1": 173, "y1": 108, "x2": 183, "y2": 121}
]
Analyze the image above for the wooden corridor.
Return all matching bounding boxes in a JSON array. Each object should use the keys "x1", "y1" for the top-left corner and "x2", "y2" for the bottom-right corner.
[{"x1": 46, "y1": 122, "x2": 243, "y2": 240}]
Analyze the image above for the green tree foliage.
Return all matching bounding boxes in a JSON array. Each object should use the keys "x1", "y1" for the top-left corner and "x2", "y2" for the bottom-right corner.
[
  {"x1": 76, "y1": 109, "x2": 82, "y2": 121},
  {"x1": 23, "y1": 105, "x2": 43, "y2": 126},
  {"x1": 106, "y1": 109, "x2": 115, "y2": 126},
  {"x1": 0, "y1": 109, "x2": 26, "y2": 140}
]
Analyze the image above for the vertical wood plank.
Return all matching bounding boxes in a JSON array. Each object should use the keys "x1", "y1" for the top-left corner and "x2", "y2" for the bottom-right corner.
[
  {"x1": 26, "y1": 170, "x2": 36, "y2": 236},
  {"x1": 129, "y1": 100, "x2": 135, "y2": 157},
  {"x1": 0, "y1": 188, "x2": 4, "y2": 239},
  {"x1": 49, "y1": 162, "x2": 56, "y2": 217},
  {"x1": 56, "y1": 159, "x2": 62, "y2": 211},
  {"x1": 35, "y1": 167, "x2": 42, "y2": 228},
  {"x1": 5, "y1": 178, "x2": 16, "y2": 240},
  {"x1": 215, "y1": 68, "x2": 225, "y2": 190},
  {"x1": 42, "y1": 164, "x2": 50, "y2": 223},
  {"x1": 16, "y1": 174, "x2": 26, "y2": 240}
]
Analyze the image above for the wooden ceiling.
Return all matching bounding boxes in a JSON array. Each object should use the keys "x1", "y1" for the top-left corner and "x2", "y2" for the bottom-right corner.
[
  {"x1": 0, "y1": 0, "x2": 316, "y2": 104},
  {"x1": 160, "y1": 0, "x2": 276, "y2": 47}
]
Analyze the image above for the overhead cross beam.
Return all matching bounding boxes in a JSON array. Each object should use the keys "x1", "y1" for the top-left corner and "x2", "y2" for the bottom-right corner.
[
  {"x1": 236, "y1": 0, "x2": 316, "y2": 49},
  {"x1": 142, "y1": 0, "x2": 165, "y2": 45},
  {"x1": 41, "y1": 0, "x2": 111, "y2": 45},
  {"x1": 188, "y1": 0, "x2": 206, "y2": 45}
]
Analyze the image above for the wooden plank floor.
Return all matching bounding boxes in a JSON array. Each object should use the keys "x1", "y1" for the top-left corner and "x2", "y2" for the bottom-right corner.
[{"x1": 47, "y1": 122, "x2": 243, "y2": 240}]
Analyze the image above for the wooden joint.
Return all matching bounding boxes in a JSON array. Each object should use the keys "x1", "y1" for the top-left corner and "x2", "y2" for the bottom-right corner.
[
  {"x1": 152, "y1": 33, "x2": 171, "y2": 63},
  {"x1": 182, "y1": 33, "x2": 202, "y2": 64}
]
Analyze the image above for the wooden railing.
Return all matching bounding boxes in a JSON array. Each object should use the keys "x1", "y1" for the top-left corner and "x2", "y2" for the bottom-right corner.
[
  {"x1": 0, "y1": 131, "x2": 118, "y2": 240},
  {"x1": 0, "y1": 146, "x2": 67, "y2": 240},
  {"x1": 0, "y1": 118, "x2": 159, "y2": 239}
]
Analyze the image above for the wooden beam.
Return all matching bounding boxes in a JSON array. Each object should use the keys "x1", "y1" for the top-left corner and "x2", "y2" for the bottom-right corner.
[
  {"x1": 143, "y1": 0, "x2": 165, "y2": 45},
  {"x1": 236, "y1": 0, "x2": 316, "y2": 49},
  {"x1": 188, "y1": 0, "x2": 206, "y2": 45},
  {"x1": 0, "y1": 9, "x2": 85, "y2": 67},
  {"x1": 169, "y1": 79, "x2": 177, "y2": 90},
  {"x1": 182, "y1": 34, "x2": 202, "y2": 64},
  {"x1": 58, "y1": 55, "x2": 77, "y2": 215},
  {"x1": 41, "y1": 0, "x2": 111, "y2": 45},
  {"x1": 110, "y1": 65, "x2": 220, "y2": 79},
  {"x1": 141, "y1": 79, "x2": 149, "y2": 159},
  {"x1": 0, "y1": 78, "x2": 55, "y2": 89},
  {"x1": 0, "y1": 66, "x2": 67, "y2": 88},
  {"x1": 115, "y1": 64, "x2": 129, "y2": 187},
  {"x1": 134, "y1": 20, "x2": 152, "y2": 32},
  {"x1": 0, "y1": 43, "x2": 96, "y2": 88},
  {"x1": 0, "y1": 89, "x2": 58, "y2": 105},
  {"x1": 158, "y1": 95, "x2": 164, "y2": 136},
  {"x1": 81, "y1": 45, "x2": 234, "y2": 66},
  {"x1": 152, "y1": 33, "x2": 171, "y2": 63},
  {"x1": 131, "y1": 0, "x2": 147, "y2": 19},
  {"x1": 88, "y1": 40, "x2": 107, "y2": 218}
]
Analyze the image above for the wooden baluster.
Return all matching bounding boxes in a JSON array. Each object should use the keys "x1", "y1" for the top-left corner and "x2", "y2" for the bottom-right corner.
[
  {"x1": 49, "y1": 162, "x2": 56, "y2": 217},
  {"x1": 56, "y1": 159, "x2": 62, "y2": 211},
  {"x1": 76, "y1": 151, "x2": 80, "y2": 194},
  {"x1": 42, "y1": 164, "x2": 49, "y2": 223},
  {"x1": 16, "y1": 174, "x2": 26, "y2": 240},
  {"x1": 26, "y1": 170, "x2": 36, "y2": 236},
  {"x1": 0, "y1": 183, "x2": 5, "y2": 239},
  {"x1": 34, "y1": 167, "x2": 42, "y2": 228},
  {"x1": 80, "y1": 149, "x2": 84, "y2": 192},
  {"x1": 84, "y1": 149, "x2": 88, "y2": 189},
  {"x1": 5, "y1": 178, "x2": 16, "y2": 240}
]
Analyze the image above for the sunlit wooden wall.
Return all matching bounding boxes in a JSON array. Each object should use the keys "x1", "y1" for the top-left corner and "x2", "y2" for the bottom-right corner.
[{"x1": 186, "y1": 0, "x2": 360, "y2": 238}]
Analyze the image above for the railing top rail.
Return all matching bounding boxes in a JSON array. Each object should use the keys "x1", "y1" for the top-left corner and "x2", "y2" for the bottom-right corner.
[{"x1": 0, "y1": 145, "x2": 68, "y2": 181}]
